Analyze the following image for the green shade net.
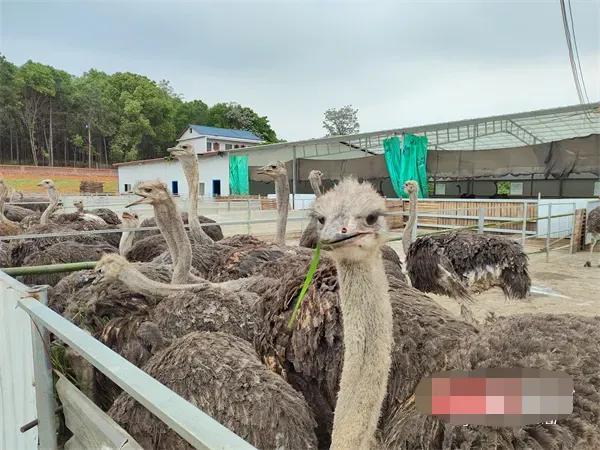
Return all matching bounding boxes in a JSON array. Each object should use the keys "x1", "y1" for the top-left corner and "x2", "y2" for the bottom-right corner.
[
  {"x1": 229, "y1": 155, "x2": 249, "y2": 195},
  {"x1": 383, "y1": 134, "x2": 429, "y2": 198}
]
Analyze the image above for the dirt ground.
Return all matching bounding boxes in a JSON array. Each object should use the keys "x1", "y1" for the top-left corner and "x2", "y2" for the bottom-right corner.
[{"x1": 384, "y1": 240, "x2": 600, "y2": 320}]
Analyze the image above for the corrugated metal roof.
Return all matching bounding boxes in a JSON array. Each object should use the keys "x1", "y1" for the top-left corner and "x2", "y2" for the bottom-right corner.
[{"x1": 188, "y1": 125, "x2": 262, "y2": 141}]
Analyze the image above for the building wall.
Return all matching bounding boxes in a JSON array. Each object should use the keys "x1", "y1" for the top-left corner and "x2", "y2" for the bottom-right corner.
[
  {"x1": 176, "y1": 135, "x2": 208, "y2": 155},
  {"x1": 117, "y1": 154, "x2": 230, "y2": 197}
]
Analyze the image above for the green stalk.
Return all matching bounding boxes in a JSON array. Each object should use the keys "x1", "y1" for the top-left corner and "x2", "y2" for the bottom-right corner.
[
  {"x1": 287, "y1": 242, "x2": 321, "y2": 330},
  {"x1": 1, "y1": 261, "x2": 98, "y2": 276}
]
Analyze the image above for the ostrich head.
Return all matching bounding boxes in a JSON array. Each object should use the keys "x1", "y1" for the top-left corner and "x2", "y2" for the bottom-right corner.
[
  {"x1": 313, "y1": 178, "x2": 387, "y2": 262},
  {"x1": 37, "y1": 179, "x2": 55, "y2": 189},
  {"x1": 167, "y1": 143, "x2": 195, "y2": 160},
  {"x1": 126, "y1": 181, "x2": 170, "y2": 207},
  {"x1": 257, "y1": 161, "x2": 287, "y2": 180},
  {"x1": 93, "y1": 253, "x2": 130, "y2": 285},
  {"x1": 403, "y1": 180, "x2": 419, "y2": 196},
  {"x1": 121, "y1": 211, "x2": 140, "y2": 228},
  {"x1": 73, "y1": 200, "x2": 84, "y2": 212},
  {"x1": 308, "y1": 170, "x2": 323, "y2": 184}
]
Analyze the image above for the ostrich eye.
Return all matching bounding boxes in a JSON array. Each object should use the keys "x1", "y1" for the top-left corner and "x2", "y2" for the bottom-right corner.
[
  {"x1": 365, "y1": 213, "x2": 378, "y2": 225},
  {"x1": 317, "y1": 216, "x2": 325, "y2": 225}
]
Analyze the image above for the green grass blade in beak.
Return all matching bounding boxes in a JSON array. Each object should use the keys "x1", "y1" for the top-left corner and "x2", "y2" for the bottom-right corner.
[{"x1": 287, "y1": 242, "x2": 321, "y2": 330}]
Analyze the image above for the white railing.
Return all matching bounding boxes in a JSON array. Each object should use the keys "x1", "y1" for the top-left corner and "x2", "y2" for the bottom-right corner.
[{"x1": 0, "y1": 271, "x2": 257, "y2": 450}]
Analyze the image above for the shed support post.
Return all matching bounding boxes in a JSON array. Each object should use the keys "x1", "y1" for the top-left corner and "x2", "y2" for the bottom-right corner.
[{"x1": 292, "y1": 146, "x2": 297, "y2": 209}]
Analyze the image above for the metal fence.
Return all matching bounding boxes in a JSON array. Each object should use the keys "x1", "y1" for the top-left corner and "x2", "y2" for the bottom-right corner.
[{"x1": 0, "y1": 271, "x2": 256, "y2": 450}]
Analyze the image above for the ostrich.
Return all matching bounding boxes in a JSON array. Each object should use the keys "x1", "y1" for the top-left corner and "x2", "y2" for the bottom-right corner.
[
  {"x1": 584, "y1": 199, "x2": 600, "y2": 267},
  {"x1": 167, "y1": 143, "x2": 214, "y2": 245},
  {"x1": 299, "y1": 170, "x2": 323, "y2": 248},
  {"x1": 85, "y1": 253, "x2": 319, "y2": 449},
  {"x1": 257, "y1": 161, "x2": 289, "y2": 246},
  {"x1": 312, "y1": 178, "x2": 600, "y2": 449},
  {"x1": 403, "y1": 180, "x2": 531, "y2": 300},
  {"x1": 127, "y1": 180, "x2": 193, "y2": 284},
  {"x1": 109, "y1": 331, "x2": 318, "y2": 450},
  {"x1": 72, "y1": 200, "x2": 118, "y2": 225},
  {"x1": 37, "y1": 179, "x2": 61, "y2": 225},
  {"x1": 313, "y1": 177, "x2": 394, "y2": 449},
  {"x1": 0, "y1": 179, "x2": 21, "y2": 236},
  {"x1": 118, "y1": 211, "x2": 140, "y2": 256}
]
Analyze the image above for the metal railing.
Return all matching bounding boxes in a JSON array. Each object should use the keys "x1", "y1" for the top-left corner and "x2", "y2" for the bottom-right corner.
[{"x1": 0, "y1": 271, "x2": 256, "y2": 450}]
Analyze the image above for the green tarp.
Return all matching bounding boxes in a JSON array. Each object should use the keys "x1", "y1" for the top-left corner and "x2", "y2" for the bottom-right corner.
[
  {"x1": 229, "y1": 155, "x2": 249, "y2": 195},
  {"x1": 383, "y1": 134, "x2": 429, "y2": 198}
]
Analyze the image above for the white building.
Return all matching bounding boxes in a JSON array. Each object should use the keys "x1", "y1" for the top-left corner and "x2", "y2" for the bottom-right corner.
[
  {"x1": 115, "y1": 125, "x2": 263, "y2": 197},
  {"x1": 177, "y1": 124, "x2": 263, "y2": 155}
]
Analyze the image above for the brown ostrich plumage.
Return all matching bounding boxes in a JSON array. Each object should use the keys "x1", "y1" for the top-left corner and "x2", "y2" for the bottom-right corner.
[{"x1": 109, "y1": 331, "x2": 318, "y2": 450}]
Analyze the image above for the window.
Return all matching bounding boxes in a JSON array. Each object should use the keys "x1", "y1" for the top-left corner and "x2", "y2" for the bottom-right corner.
[
  {"x1": 434, "y1": 183, "x2": 446, "y2": 195},
  {"x1": 206, "y1": 140, "x2": 212, "y2": 151},
  {"x1": 199, "y1": 182, "x2": 205, "y2": 196},
  {"x1": 594, "y1": 181, "x2": 600, "y2": 196},
  {"x1": 213, "y1": 142, "x2": 220, "y2": 151},
  {"x1": 510, "y1": 182, "x2": 523, "y2": 196},
  {"x1": 124, "y1": 183, "x2": 131, "y2": 193},
  {"x1": 234, "y1": 144, "x2": 240, "y2": 149},
  {"x1": 189, "y1": 127, "x2": 193, "y2": 134},
  {"x1": 240, "y1": 144, "x2": 246, "y2": 148},
  {"x1": 172, "y1": 181, "x2": 179, "y2": 196},
  {"x1": 225, "y1": 144, "x2": 233, "y2": 150}
]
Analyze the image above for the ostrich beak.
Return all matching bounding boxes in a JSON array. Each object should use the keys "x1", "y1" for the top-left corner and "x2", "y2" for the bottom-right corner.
[
  {"x1": 126, "y1": 194, "x2": 149, "y2": 208},
  {"x1": 320, "y1": 231, "x2": 370, "y2": 248}
]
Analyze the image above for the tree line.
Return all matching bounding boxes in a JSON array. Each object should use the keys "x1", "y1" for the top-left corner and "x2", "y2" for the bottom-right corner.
[{"x1": 0, "y1": 55, "x2": 279, "y2": 167}]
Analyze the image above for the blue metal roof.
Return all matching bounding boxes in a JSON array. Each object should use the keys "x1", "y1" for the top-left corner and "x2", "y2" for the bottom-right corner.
[{"x1": 188, "y1": 125, "x2": 262, "y2": 141}]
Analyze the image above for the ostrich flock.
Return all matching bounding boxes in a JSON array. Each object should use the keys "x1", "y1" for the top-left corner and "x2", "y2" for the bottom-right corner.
[{"x1": 1, "y1": 144, "x2": 600, "y2": 449}]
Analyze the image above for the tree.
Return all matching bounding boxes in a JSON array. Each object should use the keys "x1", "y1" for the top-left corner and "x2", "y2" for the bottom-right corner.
[
  {"x1": 14, "y1": 61, "x2": 57, "y2": 165},
  {"x1": 173, "y1": 99, "x2": 209, "y2": 134},
  {"x1": 207, "y1": 102, "x2": 278, "y2": 143},
  {"x1": 71, "y1": 70, "x2": 116, "y2": 167},
  {"x1": 322, "y1": 105, "x2": 359, "y2": 136}
]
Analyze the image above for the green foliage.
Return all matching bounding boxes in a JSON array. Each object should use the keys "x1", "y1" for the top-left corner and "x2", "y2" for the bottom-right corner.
[
  {"x1": 208, "y1": 102, "x2": 278, "y2": 143},
  {"x1": 323, "y1": 105, "x2": 359, "y2": 136},
  {"x1": 0, "y1": 55, "x2": 280, "y2": 166},
  {"x1": 497, "y1": 181, "x2": 511, "y2": 195}
]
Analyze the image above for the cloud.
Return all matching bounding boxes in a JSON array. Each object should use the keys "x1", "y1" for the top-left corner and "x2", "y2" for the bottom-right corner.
[{"x1": 1, "y1": 0, "x2": 598, "y2": 140}]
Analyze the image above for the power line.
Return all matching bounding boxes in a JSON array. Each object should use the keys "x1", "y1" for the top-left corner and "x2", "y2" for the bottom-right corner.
[
  {"x1": 559, "y1": 0, "x2": 585, "y2": 104},
  {"x1": 567, "y1": 0, "x2": 591, "y2": 103}
]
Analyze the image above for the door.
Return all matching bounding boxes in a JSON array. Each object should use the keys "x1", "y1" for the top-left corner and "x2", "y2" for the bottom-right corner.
[
  {"x1": 172, "y1": 181, "x2": 179, "y2": 196},
  {"x1": 212, "y1": 179, "x2": 221, "y2": 197}
]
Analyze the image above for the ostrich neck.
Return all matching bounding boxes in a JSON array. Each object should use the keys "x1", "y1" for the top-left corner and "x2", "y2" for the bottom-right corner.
[
  {"x1": 182, "y1": 159, "x2": 213, "y2": 245},
  {"x1": 309, "y1": 177, "x2": 322, "y2": 197},
  {"x1": 118, "y1": 267, "x2": 212, "y2": 297},
  {"x1": 402, "y1": 190, "x2": 418, "y2": 255},
  {"x1": 153, "y1": 199, "x2": 192, "y2": 284},
  {"x1": 331, "y1": 254, "x2": 393, "y2": 450},
  {"x1": 274, "y1": 175, "x2": 289, "y2": 246},
  {"x1": 119, "y1": 226, "x2": 137, "y2": 256},
  {"x1": 41, "y1": 188, "x2": 60, "y2": 225}
]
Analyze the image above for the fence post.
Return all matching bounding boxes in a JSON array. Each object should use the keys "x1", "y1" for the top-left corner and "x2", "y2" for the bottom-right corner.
[
  {"x1": 521, "y1": 202, "x2": 527, "y2": 246},
  {"x1": 546, "y1": 203, "x2": 552, "y2": 262},
  {"x1": 477, "y1": 207, "x2": 485, "y2": 234},
  {"x1": 246, "y1": 199, "x2": 251, "y2": 235},
  {"x1": 570, "y1": 203, "x2": 578, "y2": 254},
  {"x1": 28, "y1": 285, "x2": 58, "y2": 450}
]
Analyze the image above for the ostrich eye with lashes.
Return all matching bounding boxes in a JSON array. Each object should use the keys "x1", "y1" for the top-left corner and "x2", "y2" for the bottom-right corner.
[
  {"x1": 365, "y1": 213, "x2": 379, "y2": 225},
  {"x1": 317, "y1": 216, "x2": 325, "y2": 225}
]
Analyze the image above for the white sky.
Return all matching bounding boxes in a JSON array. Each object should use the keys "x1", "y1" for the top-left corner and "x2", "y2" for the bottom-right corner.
[{"x1": 1, "y1": 0, "x2": 599, "y2": 141}]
